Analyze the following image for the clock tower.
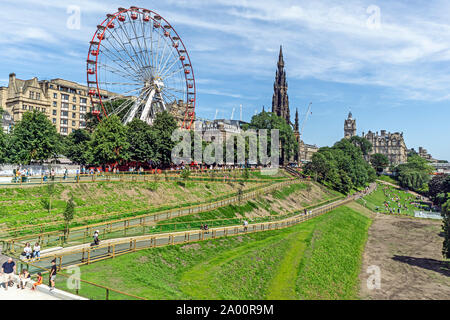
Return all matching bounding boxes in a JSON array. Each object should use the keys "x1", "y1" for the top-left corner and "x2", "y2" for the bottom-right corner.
[{"x1": 344, "y1": 111, "x2": 356, "y2": 138}]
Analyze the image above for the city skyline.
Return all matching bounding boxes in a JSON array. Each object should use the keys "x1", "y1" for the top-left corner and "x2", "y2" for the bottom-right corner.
[{"x1": 0, "y1": 0, "x2": 449, "y2": 160}]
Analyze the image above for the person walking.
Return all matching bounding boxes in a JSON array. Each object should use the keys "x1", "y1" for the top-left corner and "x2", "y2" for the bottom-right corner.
[
  {"x1": 92, "y1": 230, "x2": 100, "y2": 246},
  {"x1": 243, "y1": 220, "x2": 248, "y2": 232},
  {"x1": 2, "y1": 257, "x2": 16, "y2": 290}
]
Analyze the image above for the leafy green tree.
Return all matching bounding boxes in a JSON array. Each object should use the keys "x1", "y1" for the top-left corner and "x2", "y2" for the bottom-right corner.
[
  {"x1": 41, "y1": 183, "x2": 57, "y2": 215},
  {"x1": 442, "y1": 199, "x2": 450, "y2": 259},
  {"x1": 63, "y1": 196, "x2": 76, "y2": 242},
  {"x1": 126, "y1": 119, "x2": 157, "y2": 163},
  {"x1": 8, "y1": 110, "x2": 61, "y2": 164},
  {"x1": 428, "y1": 175, "x2": 450, "y2": 207},
  {"x1": 84, "y1": 111, "x2": 102, "y2": 133},
  {"x1": 181, "y1": 167, "x2": 191, "y2": 181},
  {"x1": 151, "y1": 111, "x2": 178, "y2": 167},
  {"x1": 394, "y1": 155, "x2": 433, "y2": 192},
  {"x1": 0, "y1": 129, "x2": 8, "y2": 164},
  {"x1": 90, "y1": 115, "x2": 130, "y2": 165},
  {"x1": 247, "y1": 111, "x2": 298, "y2": 163},
  {"x1": 242, "y1": 167, "x2": 250, "y2": 181},
  {"x1": 304, "y1": 138, "x2": 375, "y2": 194},
  {"x1": 65, "y1": 129, "x2": 93, "y2": 165},
  {"x1": 349, "y1": 136, "x2": 373, "y2": 156},
  {"x1": 370, "y1": 153, "x2": 389, "y2": 174}
]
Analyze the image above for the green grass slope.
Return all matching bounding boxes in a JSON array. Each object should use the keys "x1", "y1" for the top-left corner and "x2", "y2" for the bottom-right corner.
[{"x1": 72, "y1": 204, "x2": 371, "y2": 300}]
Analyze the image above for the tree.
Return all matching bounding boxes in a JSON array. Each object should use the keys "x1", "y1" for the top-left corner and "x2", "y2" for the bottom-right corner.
[
  {"x1": 41, "y1": 183, "x2": 57, "y2": 215},
  {"x1": 0, "y1": 129, "x2": 8, "y2": 164},
  {"x1": 126, "y1": 119, "x2": 157, "y2": 163},
  {"x1": 304, "y1": 138, "x2": 375, "y2": 194},
  {"x1": 442, "y1": 199, "x2": 450, "y2": 259},
  {"x1": 428, "y1": 175, "x2": 450, "y2": 207},
  {"x1": 65, "y1": 129, "x2": 93, "y2": 165},
  {"x1": 8, "y1": 110, "x2": 61, "y2": 164},
  {"x1": 151, "y1": 111, "x2": 178, "y2": 167},
  {"x1": 247, "y1": 111, "x2": 298, "y2": 163},
  {"x1": 370, "y1": 153, "x2": 389, "y2": 174},
  {"x1": 242, "y1": 167, "x2": 250, "y2": 181},
  {"x1": 394, "y1": 155, "x2": 433, "y2": 192},
  {"x1": 63, "y1": 196, "x2": 76, "y2": 242},
  {"x1": 349, "y1": 136, "x2": 373, "y2": 156},
  {"x1": 90, "y1": 115, "x2": 130, "y2": 165}
]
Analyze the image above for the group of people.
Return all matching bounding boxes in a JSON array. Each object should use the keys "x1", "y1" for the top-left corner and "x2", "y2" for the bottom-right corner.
[
  {"x1": 22, "y1": 242, "x2": 41, "y2": 260},
  {"x1": 377, "y1": 186, "x2": 415, "y2": 215},
  {"x1": 200, "y1": 224, "x2": 209, "y2": 233},
  {"x1": 1, "y1": 257, "x2": 56, "y2": 292}
]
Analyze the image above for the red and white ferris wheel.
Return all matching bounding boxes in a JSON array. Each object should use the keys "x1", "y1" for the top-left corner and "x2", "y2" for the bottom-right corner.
[{"x1": 86, "y1": 6, "x2": 196, "y2": 129}]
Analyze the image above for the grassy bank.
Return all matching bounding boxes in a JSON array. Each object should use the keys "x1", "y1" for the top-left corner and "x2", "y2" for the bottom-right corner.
[
  {"x1": 0, "y1": 180, "x2": 264, "y2": 228},
  {"x1": 69, "y1": 204, "x2": 371, "y2": 300},
  {"x1": 357, "y1": 183, "x2": 432, "y2": 216}
]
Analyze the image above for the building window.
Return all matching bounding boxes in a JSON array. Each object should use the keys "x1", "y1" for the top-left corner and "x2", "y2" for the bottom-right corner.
[
  {"x1": 72, "y1": 112, "x2": 76, "y2": 118},
  {"x1": 53, "y1": 93, "x2": 57, "y2": 99},
  {"x1": 61, "y1": 102, "x2": 69, "y2": 110},
  {"x1": 72, "y1": 97, "x2": 77, "y2": 103},
  {"x1": 22, "y1": 105, "x2": 27, "y2": 110},
  {"x1": 36, "y1": 107, "x2": 40, "y2": 111},
  {"x1": 72, "y1": 121, "x2": 76, "y2": 126},
  {"x1": 52, "y1": 110, "x2": 57, "y2": 116},
  {"x1": 42, "y1": 108, "x2": 46, "y2": 113},
  {"x1": 60, "y1": 119, "x2": 68, "y2": 125},
  {"x1": 49, "y1": 84, "x2": 54, "y2": 89},
  {"x1": 61, "y1": 94, "x2": 69, "y2": 101},
  {"x1": 36, "y1": 93, "x2": 41, "y2": 100},
  {"x1": 80, "y1": 98, "x2": 87, "y2": 104},
  {"x1": 72, "y1": 105, "x2": 77, "y2": 110},
  {"x1": 60, "y1": 127, "x2": 68, "y2": 133},
  {"x1": 80, "y1": 114, "x2": 85, "y2": 120},
  {"x1": 52, "y1": 118, "x2": 56, "y2": 124},
  {"x1": 80, "y1": 106, "x2": 87, "y2": 112},
  {"x1": 61, "y1": 111, "x2": 68, "y2": 117},
  {"x1": 53, "y1": 101, "x2": 57, "y2": 107},
  {"x1": 29, "y1": 92, "x2": 35, "y2": 99}
]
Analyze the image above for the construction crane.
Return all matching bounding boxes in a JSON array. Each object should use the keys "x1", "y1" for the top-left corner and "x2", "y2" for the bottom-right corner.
[
  {"x1": 298, "y1": 102, "x2": 312, "y2": 163},
  {"x1": 300, "y1": 102, "x2": 313, "y2": 142}
]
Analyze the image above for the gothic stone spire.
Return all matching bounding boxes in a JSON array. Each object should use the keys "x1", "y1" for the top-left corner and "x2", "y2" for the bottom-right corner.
[
  {"x1": 294, "y1": 108, "x2": 299, "y2": 132},
  {"x1": 272, "y1": 45, "x2": 290, "y2": 124}
]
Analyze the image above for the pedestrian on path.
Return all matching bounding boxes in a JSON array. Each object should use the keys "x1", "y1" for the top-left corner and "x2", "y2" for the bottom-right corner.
[
  {"x1": 49, "y1": 259, "x2": 57, "y2": 292},
  {"x1": 1, "y1": 257, "x2": 16, "y2": 291}
]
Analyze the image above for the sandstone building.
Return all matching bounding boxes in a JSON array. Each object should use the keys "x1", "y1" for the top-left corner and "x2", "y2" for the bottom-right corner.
[
  {"x1": 0, "y1": 73, "x2": 115, "y2": 135},
  {"x1": 343, "y1": 112, "x2": 408, "y2": 165}
]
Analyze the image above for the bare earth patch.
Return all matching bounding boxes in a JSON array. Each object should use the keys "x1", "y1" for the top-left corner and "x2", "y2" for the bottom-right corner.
[{"x1": 359, "y1": 213, "x2": 450, "y2": 300}]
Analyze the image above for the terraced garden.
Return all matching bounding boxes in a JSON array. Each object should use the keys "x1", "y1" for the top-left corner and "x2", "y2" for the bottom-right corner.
[
  {"x1": 0, "y1": 179, "x2": 266, "y2": 229},
  {"x1": 67, "y1": 204, "x2": 371, "y2": 300}
]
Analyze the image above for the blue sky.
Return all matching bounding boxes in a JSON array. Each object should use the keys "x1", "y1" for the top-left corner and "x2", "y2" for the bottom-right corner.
[{"x1": 0, "y1": 0, "x2": 449, "y2": 160}]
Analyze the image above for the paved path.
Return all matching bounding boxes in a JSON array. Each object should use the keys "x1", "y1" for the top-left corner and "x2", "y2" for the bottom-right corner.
[{"x1": 0, "y1": 285, "x2": 60, "y2": 300}]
